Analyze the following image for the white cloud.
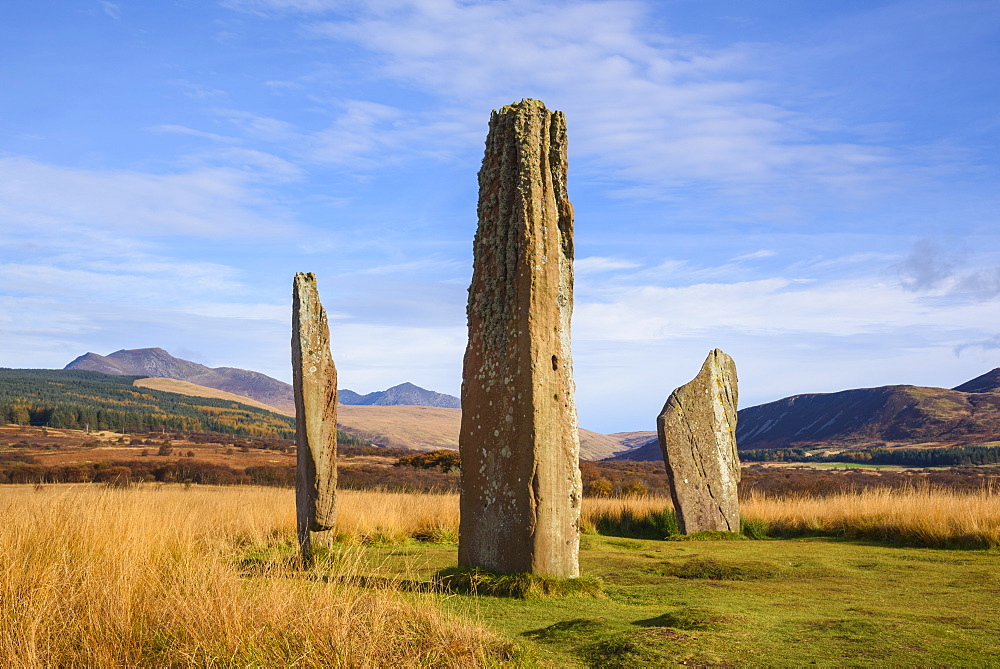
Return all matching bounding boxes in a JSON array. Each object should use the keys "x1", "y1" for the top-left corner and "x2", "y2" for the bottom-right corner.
[
  {"x1": 356, "y1": 256, "x2": 465, "y2": 275},
  {"x1": 575, "y1": 276, "x2": 996, "y2": 342},
  {"x1": 99, "y1": 1, "x2": 120, "y2": 20},
  {"x1": 148, "y1": 125, "x2": 240, "y2": 143},
  {"x1": 0, "y1": 156, "x2": 293, "y2": 239},
  {"x1": 576, "y1": 256, "x2": 642, "y2": 273},
  {"x1": 731, "y1": 250, "x2": 776, "y2": 262},
  {"x1": 333, "y1": 322, "x2": 466, "y2": 395},
  {"x1": 291, "y1": 0, "x2": 897, "y2": 198}
]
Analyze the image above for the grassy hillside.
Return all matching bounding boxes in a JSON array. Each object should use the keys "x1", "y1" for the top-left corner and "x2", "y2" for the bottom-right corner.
[
  {"x1": 337, "y1": 404, "x2": 635, "y2": 459},
  {"x1": 737, "y1": 384, "x2": 1000, "y2": 450},
  {"x1": 0, "y1": 368, "x2": 296, "y2": 439},
  {"x1": 135, "y1": 377, "x2": 295, "y2": 416}
]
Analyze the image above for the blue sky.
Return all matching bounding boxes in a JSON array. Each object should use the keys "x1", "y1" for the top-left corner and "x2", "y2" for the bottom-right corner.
[{"x1": 1, "y1": 0, "x2": 998, "y2": 433}]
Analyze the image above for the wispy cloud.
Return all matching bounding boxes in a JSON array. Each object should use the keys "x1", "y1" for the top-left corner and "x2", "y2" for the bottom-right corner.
[
  {"x1": 99, "y1": 1, "x2": 120, "y2": 20},
  {"x1": 212, "y1": 0, "x2": 906, "y2": 204},
  {"x1": 731, "y1": 250, "x2": 776, "y2": 262},
  {"x1": 0, "y1": 157, "x2": 294, "y2": 239},
  {"x1": 954, "y1": 334, "x2": 1000, "y2": 356},
  {"x1": 149, "y1": 124, "x2": 240, "y2": 143},
  {"x1": 575, "y1": 256, "x2": 642, "y2": 273},
  {"x1": 895, "y1": 239, "x2": 1000, "y2": 301},
  {"x1": 289, "y1": 0, "x2": 900, "y2": 197}
]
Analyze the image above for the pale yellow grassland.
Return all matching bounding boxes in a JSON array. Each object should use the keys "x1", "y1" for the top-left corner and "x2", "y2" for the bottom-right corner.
[
  {"x1": 336, "y1": 489, "x2": 460, "y2": 544},
  {"x1": 3, "y1": 483, "x2": 997, "y2": 665},
  {"x1": 0, "y1": 485, "x2": 506, "y2": 667},
  {"x1": 338, "y1": 488, "x2": 1000, "y2": 547},
  {"x1": 741, "y1": 486, "x2": 1000, "y2": 547}
]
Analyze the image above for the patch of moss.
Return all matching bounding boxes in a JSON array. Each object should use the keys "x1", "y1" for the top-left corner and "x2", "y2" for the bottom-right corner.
[
  {"x1": 668, "y1": 530, "x2": 749, "y2": 542},
  {"x1": 660, "y1": 556, "x2": 783, "y2": 580},
  {"x1": 436, "y1": 567, "x2": 605, "y2": 599},
  {"x1": 582, "y1": 628, "x2": 690, "y2": 668},
  {"x1": 635, "y1": 605, "x2": 730, "y2": 630},
  {"x1": 522, "y1": 618, "x2": 614, "y2": 640}
]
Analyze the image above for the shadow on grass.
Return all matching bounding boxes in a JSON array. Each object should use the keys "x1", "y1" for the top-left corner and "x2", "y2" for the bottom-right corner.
[
  {"x1": 658, "y1": 556, "x2": 785, "y2": 581},
  {"x1": 593, "y1": 508, "x2": 679, "y2": 539},
  {"x1": 435, "y1": 567, "x2": 605, "y2": 599},
  {"x1": 634, "y1": 605, "x2": 731, "y2": 630}
]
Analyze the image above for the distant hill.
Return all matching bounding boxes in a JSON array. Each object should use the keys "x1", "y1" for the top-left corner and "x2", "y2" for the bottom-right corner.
[
  {"x1": 613, "y1": 368, "x2": 1000, "y2": 461},
  {"x1": 337, "y1": 404, "x2": 629, "y2": 460},
  {"x1": 0, "y1": 368, "x2": 296, "y2": 439},
  {"x1": 135, "y1": 378, "x2": 294, "y2": 417},
  {"x1": 67, "y1": 348, "x2": 297, "y2": 413},
  {"x1": 127, "y1": 378, "x2": 623, "y2": 458},
  {"x1": 338, "y1": 382, "x2": 460, "y2": 409},
  {"x1": 66, "y1": 348, "x2": 460, "y2": 412},
  {"x1": 953, "y1": 368, "x2": 1000, "y2": 394}
]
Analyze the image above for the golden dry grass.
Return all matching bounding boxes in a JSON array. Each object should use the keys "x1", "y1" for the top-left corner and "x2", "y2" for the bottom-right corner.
[
  {"x1": 3, "y1": 483, "x2": 996, "y2": 665},
  {"x1": 0, "y1": 485, "x2": 508, "y2": 667},
  {"x1": 340, "y1": 488, "x2": 1000, "y2": 548},
  {"x1": 134, "y1": 377, "x2": 295, "y2": 416},
  {"x1": 337, "y1": 488, "x2": 1000, "y2": 547},
  {"x1": 741, "y1": 486, "x2": 1000, "y2": 547}
]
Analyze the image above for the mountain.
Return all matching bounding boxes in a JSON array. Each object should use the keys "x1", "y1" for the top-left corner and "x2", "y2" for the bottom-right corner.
[
  {"x1": 0, "y1": 368, "x2": 295, "y2": 438},
  {"x1": 336, "y1": 405, "x2": 627, "y2": 459},
  {"x1": 66, "y1": 348, "x2": 460, "y2": 412},
  {"x1": 132, "y1": 378, "x2": 625, "y2": 458},
  {"x1": 67, "y1": 348, "x2": 296, "y2": 413},
  {"x1": 953, "y1": 368, "x2": 1000, "y2": 394},
  {"x1": 338, "y1": 382, "x2": 460, "y2": 409},
  {"x1": 613, "y1": 368, "x2": 1000, "y2": 461}
]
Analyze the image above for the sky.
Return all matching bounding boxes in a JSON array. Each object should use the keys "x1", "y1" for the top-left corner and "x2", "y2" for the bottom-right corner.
[{"x1": 1, "y1": 0, "x2": 998, "y2": 434}]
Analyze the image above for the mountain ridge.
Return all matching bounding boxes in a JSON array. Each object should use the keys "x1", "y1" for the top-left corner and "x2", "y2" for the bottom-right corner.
[
  {"x1": 614, "y1": 368, "x2": 1000, "y2": 461},
  {"x1": 65, "y1": 348, "x2": 460, "y2": 411}
]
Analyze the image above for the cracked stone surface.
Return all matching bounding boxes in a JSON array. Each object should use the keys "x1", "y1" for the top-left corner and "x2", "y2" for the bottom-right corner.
[
  {"x1": 459, "y1": 99, "x2": 582, "y2": 577},
  {"x1": 656, "y1": 349, "x2": 740, "y2": 534},
  {"x1": 292, "y1": 272, "x2": 338, "y2": 558}
]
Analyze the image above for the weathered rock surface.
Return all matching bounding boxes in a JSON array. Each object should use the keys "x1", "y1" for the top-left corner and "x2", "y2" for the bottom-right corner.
[
  {"x1": 657, "y1": 349, "x2": 740, "y2": 534},
  {"x1": 459, "y1": 99, "x2": 582, "y2": 578},
  {"x1": 292, "y1": 272, "x2": 338, "y2": 559}
]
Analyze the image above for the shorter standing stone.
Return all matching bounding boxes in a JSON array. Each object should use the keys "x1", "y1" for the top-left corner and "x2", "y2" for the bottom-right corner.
[
  {"x1": 656, "y1": 349, "x2": 740, "y2": 534},
  {"x1": 292, "y1": 272, "x2": 338, "y2": 562}
]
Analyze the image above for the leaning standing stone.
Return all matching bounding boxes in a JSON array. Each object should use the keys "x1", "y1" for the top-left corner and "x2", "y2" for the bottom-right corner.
[
  {"x1": 292, "y1": 272, "x2": 338, "y2": 561},
  {"x1": 657, "y1": 349, "x2": 740, "y2": 534},
  {"x1": 459, "y1": 99, "x2": 582, "y2": 578}
]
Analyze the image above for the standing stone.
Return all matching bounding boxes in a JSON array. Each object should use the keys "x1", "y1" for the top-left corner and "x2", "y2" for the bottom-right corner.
[
  {"x1": 292, "y1": 272, "x2": 338, "y2": 561},
  {"x1": 657, "y1": 349, "x2": 740, "y2": 534},
  {"x1": 459, "y1": 99, "x2": 582, "y2": 578}
]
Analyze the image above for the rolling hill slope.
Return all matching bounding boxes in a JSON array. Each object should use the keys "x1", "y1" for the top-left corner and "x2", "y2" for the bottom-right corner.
[
  {"x1": 614, "y1": 368, "x2": 1000, "y2": 461},
  {"x1": 66, "y1": 348, "x2": 461, "y2": 413},
  {"x1": 0, "y1": 368, "x2": 296, "y2": 438}
]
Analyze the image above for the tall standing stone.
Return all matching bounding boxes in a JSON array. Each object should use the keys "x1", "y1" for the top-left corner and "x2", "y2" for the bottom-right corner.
[
  {"x1": 292, "y1": 272, "x2": 338, "y2": 561},
  {"x1": 657, "y1": 349, "x2": 740, "y2": 534},
  {"x1": 459, "y1": 99, "x2": 582, "y2": 578}
]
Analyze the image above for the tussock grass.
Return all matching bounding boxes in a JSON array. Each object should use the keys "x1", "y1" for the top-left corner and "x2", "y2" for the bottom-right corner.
[
  {"x1": 659, "y1": 557, "x2": 783, "y2": 580},
  {"x1": 742, "y1": 486, "x2": 1000, "y2": 548},
  {"x1": 336, "y1": 489, "x2": 459, "y2": 544},
  {"x1": 333, "y1": 487, "x2": 1000, "y2": 548},
  {"x1": 437, "y1": 567, "x2": 604, "y2": 599},
  {"x1": 0, "y1": 485, "x2": 510, "y2": 666}
]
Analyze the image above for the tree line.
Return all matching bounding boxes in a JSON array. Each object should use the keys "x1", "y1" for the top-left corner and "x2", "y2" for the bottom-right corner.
[
  {"x1": 739, "y1": 444, "x2": 1000, "y2": 467},
  {"x1": 0, "y1": 368, "x2": 295, "y2": 439}
]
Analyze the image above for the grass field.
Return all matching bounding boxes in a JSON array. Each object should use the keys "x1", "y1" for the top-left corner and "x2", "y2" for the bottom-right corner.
[{"x1": 1, "y1": 484, "x2": 998, "y2": 665}]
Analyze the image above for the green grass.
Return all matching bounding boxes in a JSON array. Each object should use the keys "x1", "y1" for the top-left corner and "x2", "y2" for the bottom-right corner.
[
  {"x1": 436, "y1": 567, "x2": 605, "y2": 599},
  {"x1": 310, "y1": 535, "x2": 1000, "y2": 666}
]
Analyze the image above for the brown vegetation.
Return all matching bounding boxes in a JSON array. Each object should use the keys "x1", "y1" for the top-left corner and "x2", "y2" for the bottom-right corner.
[
  {"x1": 135, "y1": 377, "x2": 293, "y2": 416},
  {"x1": 0, "y1": 485, "x2": 510, "y2": 666}
]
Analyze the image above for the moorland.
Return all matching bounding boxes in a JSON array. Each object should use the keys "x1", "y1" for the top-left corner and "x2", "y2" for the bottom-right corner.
[{"x1": 1, "y1": 483, "x2": 997, "y2": 666}]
